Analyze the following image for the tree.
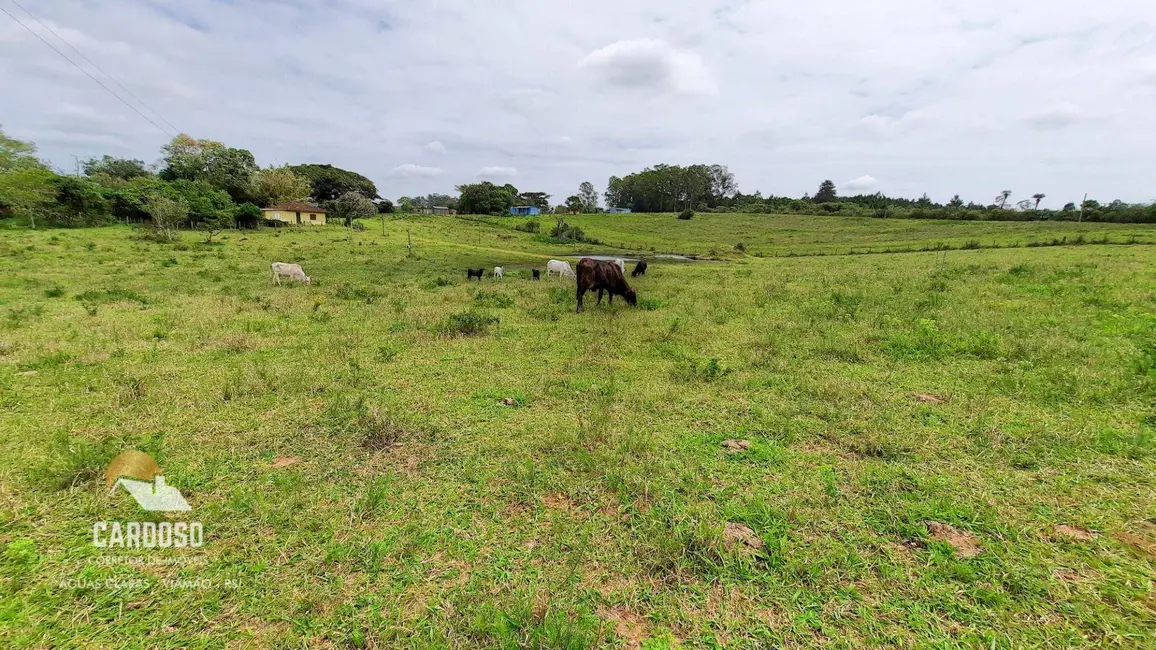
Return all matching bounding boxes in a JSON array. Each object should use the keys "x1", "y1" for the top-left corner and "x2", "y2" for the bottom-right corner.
[
  {"x1": 578, "y1": 181, "x2": 598, "y2": 212},
  {"x1": 396, "y1": 196, "x2": 415, "y2": 213},
  {"x1": 564, "y1": 195, "x2": 584, "y2": 213},
  {"x1": 814, "y1": 180, "x2": 837, "y2": 203},
  {"x1": 516, "y1": 192, "x2": 551, "y2": 211},
  {"x1": 1015, "y1": 199, "x2": 1033, "y2": 211},
  {"x1": 251, "y1": 166, "x2": 312, "y2": 207},
  {"x1": 159, "y1": 134, "x2": 257, "y2": 203},
  {"x1": 1062, "y1": 202, "x2": 1077, "y2": 212},
  {"x1": 1032, "y1": 193, "x2": 1046, "y2": 209},
  {"x1": 288, "y1": 164, "x2": 379, "y2": 201},
  {"x1": 169, "y1": 180, "x2": 235, "y2": 234},
  {"x1": 53, "y1": 176, "x2": 109, "y2": 227},
  {"x1": 82, "y1": 155, "x2": 151, "y2": 181},
  {"x1": 376, "y1": 199, "x2": 394, "y2": 214},
  {"x1": 995, "y1": 190, "x2": 1012, "y2": 210},
  {"x1": 456, "y1": 181, "x2": 518, "y2": 215},
  {"x1": 948, "y1": 194, "x2": 964, "y2": 209},
  {"x1": 0, "y1": 126, "x2": 56, "y2": 227},
  {"x1": 329, "y1": 191, "x2": 376, "y2": 226},
  {"x1": 144, "y1": 194, "x2": 188, "y2": 243}
]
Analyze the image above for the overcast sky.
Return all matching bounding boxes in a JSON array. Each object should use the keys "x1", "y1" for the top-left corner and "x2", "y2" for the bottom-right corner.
[{"x1": 3, "y1": 0, "x2": 1155, "y2": 206}]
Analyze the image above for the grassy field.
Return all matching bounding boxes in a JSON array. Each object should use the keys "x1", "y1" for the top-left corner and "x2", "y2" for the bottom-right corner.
[{"x1": 1, "y1": 214, "x2": 1154, "y2": 648}]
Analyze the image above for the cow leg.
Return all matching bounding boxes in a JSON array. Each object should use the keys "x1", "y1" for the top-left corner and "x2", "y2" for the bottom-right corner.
[
  {"x1": 597, "y1": 289, "x2": 604, "y2": 305},
  {"x1": 576, "y1": 287, "x2": 585, "y2": 313},
  {"x1": 609, "y1": 293, "x2": 614, "y2": 304}
]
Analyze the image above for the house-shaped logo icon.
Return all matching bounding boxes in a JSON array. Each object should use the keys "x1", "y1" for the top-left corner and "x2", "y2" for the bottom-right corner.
[
  {"x1": 106, "y1": 451, "x2": 191, "y2": 512},
  {"x1": 110, "y1": 475, "x2": 191, "y2": 512}
]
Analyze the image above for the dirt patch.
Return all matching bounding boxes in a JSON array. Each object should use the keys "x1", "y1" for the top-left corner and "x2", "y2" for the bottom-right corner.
[
  {"x1": 1053, "y1": 568, "x2": 1082, "y2": 582},
  {"x1": 723, "y1": 522, "x2": 764, "y2": 554},
  {"x1": 721, "y1": 439, "x2": 751, "y2": 453},
  {"x1": 500, "y1": 397, "x2": 517, "y2": 406},
  {"x1": 1116, "y1": 530, "x2": 1156, "y2": 558},
  {"x1": 541, "y1": 493, "x2": 581, "y2": 514},
  {"x1": 601, "y1": 607, "x2": 648, "y2": 650},
  {"x1": 1053, "y1": 524, "x2": 1097, "y2": 542},
  {"x1": 270, "y1": 456, "x2": 299, "y2": 469},
  {"x1": 925, "y1": 521, "x2": 981, "y2": 558},
  {"x1": 907, "y1": 392, "x2": 945, "y2": 404}
]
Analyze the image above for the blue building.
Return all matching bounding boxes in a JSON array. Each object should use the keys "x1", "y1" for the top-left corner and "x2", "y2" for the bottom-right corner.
[
  {"x1": 607, "y1": 207, "x2": 633, "y2": 214},
  {"x1": 510, "y1": 206, "x2": 541, "y2": 216}
]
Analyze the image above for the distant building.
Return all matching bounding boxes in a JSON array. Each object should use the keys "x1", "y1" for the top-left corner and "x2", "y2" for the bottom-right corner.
[
  {"x1": 416, "y1": 206, "x2": 453, "y2": 215},
  {"x1": 510, "y1": 206, "x2": 541, "y2": 216},
  {"x1": 606, "y1": 207, "x2": 632, "y2": 214},
  {"x1": 262, "y1": 202, "x2": 327, "y2": 225}
]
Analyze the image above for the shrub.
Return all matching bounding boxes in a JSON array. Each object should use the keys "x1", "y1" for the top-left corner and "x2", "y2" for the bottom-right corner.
[
  {"x1": 439, "y1": 310, "x2": 498, "y2": 336},
  {"x1": 678, "y1": 209, "x2": 694, "y2": 220},
  {"x1": 515, "y1": 220, "x2": 541, "y2": 233}
]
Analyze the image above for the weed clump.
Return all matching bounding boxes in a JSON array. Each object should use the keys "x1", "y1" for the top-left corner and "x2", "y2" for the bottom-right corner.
[{"x1": 439, "y1": 310, "x2": 498, "y2": 336}]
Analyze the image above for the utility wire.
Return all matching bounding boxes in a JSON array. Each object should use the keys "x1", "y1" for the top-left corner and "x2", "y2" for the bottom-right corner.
[
  {"x1": 0, "y1": 3, "x2": 176, "y2": 138},
  {"x1": 9, "y1": 0, "x2": 182, "y2": 135}
]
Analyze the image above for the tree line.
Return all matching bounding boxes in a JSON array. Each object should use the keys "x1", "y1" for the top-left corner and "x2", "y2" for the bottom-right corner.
[{"x1": 3, "y1": 124, "x2": 1153, "y2": 228}]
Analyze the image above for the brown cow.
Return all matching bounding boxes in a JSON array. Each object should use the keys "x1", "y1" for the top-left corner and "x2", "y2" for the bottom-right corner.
[{"x1": 576, "y1": 257, "x2": 637, "y2": 313}]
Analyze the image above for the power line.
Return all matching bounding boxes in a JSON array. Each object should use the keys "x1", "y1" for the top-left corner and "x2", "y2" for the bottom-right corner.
[
  {"x1": 8, "y1": 0, "x2": 182, "y2": 135},
  {"x1": 0, "y1": 3, "x2": 176, "y2": 138}
]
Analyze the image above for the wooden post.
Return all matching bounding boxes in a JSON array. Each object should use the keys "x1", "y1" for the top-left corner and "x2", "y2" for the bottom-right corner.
[
  {"x1": 381, "y1": 213, "x2": 386, "y2": 237},
  {"x1": 1078, "y1": 192, "x2": 1087, "y2": 223},
  {"x1": 407, "y1": 229, "x2": 412, "y2": 257}
]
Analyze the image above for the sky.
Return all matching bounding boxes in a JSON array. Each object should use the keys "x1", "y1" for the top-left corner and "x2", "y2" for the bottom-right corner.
[{"x1": 2, "y1": 0, "x2": 1155, "y2": 207}]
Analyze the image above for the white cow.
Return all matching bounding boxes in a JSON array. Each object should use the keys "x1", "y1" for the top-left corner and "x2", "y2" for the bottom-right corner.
[
  {"x1": 271, "y1": 262, "x2": 311, "y2": 285},
  {"x1": 546, "y1": 259, "x2": 576, "y2": 280},
  {"x1": 613, "y1": 259, "x2": 626, "y2": 274},
  {"x1": 493, "y1": 266, "x2": 504, "y2": 280}
]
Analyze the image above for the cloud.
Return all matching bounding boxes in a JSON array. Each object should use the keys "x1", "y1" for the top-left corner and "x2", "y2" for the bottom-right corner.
[
  {"x1": 1026, "y1": 102, "x2": 1082, "y2": 130},
  {"x1": 578, "y1": 38, "x2": 716, "y2": 95},
  {"x1": 842, "y1": 175, "x2": 878, "y2": 192},
  {"x1": 4, "y1": 1, "x2": 1156, "y2": 204},
  {"x1": 477, "y1": 166, "x2": 518, "y2": 180},
  {"x1": 389, "y1": 164, "x2": 442, "y2": 178},
  {"x1": 424, "y1": 141, "x2": 446, "y2": 154}
]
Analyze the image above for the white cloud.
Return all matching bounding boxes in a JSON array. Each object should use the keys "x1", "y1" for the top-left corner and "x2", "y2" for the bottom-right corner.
[
  {"x1": 1026, "y1": 102, "x2": 1082, "y2": 131},
  {"x1": 842, "y1": 175, "x2": 878, "y2": 192},
  {"x1": 579, "y1": 38, "x2": 716, "y2": 95},
  {"x1": 477, "y1": 166, "x2": 518, "y2": 180},
  {"x1": 424, "y1": 141, "x2": 446, "y2": 154},
  {"x1": 390, "y1": 164, "x2": 442, "y2": 178}
]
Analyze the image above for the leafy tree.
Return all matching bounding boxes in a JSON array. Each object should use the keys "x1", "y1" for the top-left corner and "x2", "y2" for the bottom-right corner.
[
  {"x1": 53, "y1": 176, "x2": 109, "y2": 227},
  {"x1": 329, "y1": 191, "x2": 377, "y2": 226},
  {"x1": 169, "y1": 180, "x2": 235, "y2": 231},
  {"x1": 456, "y1": 181, "x2": 518, "y2": 215},
  {"x1": 396, "y1": 196, "x2": 415, "y2": 213},
  {"x1": 564, "y1": 195, "x2": 584, "y2": 213},
  {"x1": 578, "y1": 181, "x2": 598, "y2": 212},
  {"x1": 288, "y1": 164, "x2": 379, "y2": 201},
  {"x1": 424, "y1": 193, "x2": 456, "y2": 208},
  {"x1": 948, "y1": 194, "x2": 964, "y2": 209},
  {"x1": 1032, "y1": 193, "x2": 1046, "y2": 209},
  {"x1": 251, "y1": 166, "x2": 312, "y2": 207},
  {"x1": 814, "y1": 180, "x2": 837, "y2": 203},
  {"x1": 995, "y1": 190, "x2": 1012, "y2": 210},
  {"x1": 82, "y1": 155, "x2": 152, "y2": 181},
  {"x1": 376, "y1": 199, "x2": 394, "y2": 214},
  {"x1": 1062, "y1": 202, "x2": 1077, "y2": 212},
  {"x1": 144, "y1": 194, "x2": 188, "y2": 242},
  {"x1": 234, "y1": 202, "x2": 263, "y2": 228},
  {"x1": 159, "y1": 134, "x2": 257, "y2": 203},
  {"x1": 0, "y1": 126, "x2": 56, "y2": 227},
  {"x1": 516, "y1": 191, "x2": 551, "y2": 211},
  {"x1": 603, "y1": 164, "x2": 735, "y2": 212},
  {"x1": 1015, "y1": 199, "x2": 1033, "y2": 211}
]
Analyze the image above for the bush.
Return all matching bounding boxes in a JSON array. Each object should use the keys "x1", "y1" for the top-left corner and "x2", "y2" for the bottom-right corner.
[
  {"x1": 678, "y1": 209, "x2": 694, "y2": 220},
  {"x1": 550, "y1": 218, "x2": 589, "y2": 242},
  {"x1": 515, "y1": 220, "x2": 541, "y2": 233},
  {"x1": 439, "y1": 310, "x2": 498, "y2": 336}
]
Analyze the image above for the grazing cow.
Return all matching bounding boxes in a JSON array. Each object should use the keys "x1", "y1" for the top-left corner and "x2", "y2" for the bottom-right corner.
[
  {"x1": 493, "y1": 266, "x2": 504, "y2": 280},
  {"x1": 532, "y1": 269, "x2": 541, "y2": 280},
  {"x1": 575, "y1": 257, "x2": 637, "y2": 313},
  {"x1": 546, "y1": 259, "x2": 576, "y2": 280},
  {"x1": 271, "y1": 262, "x2": 310, "y2": 285},
  {"x1": 631, "y1": 259, "x2": 648, "y2": 277},
  {"x1": 467, "y1": 268, "x2": 484, "y2": 281},
  {"x1": 613, "y1": 258, "x2": 626, "y2": 274}
]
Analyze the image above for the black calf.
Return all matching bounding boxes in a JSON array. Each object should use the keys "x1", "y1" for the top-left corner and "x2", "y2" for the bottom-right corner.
[{"x1": 467, "y1": 268, "x2": 484, "y2": 281}]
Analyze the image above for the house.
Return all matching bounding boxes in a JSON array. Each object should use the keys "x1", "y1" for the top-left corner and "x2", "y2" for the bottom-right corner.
[
  {"x1": 417, "y1": 206, "x2": 453, "y2": 215},
  {"x1": 510, "y1": 206, "x2": 541, "y2": 216},
  {"x1": 262, "y1": 201, "x2": 327, "y2": 225},
  {"x1": 111, "y1": 475, "x2": 191, "y2": 511},
  {"x1": 607, "y1": 207, "x2": 633, "y2": 214}
]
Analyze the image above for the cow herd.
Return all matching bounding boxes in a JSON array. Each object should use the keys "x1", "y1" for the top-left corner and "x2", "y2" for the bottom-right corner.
[{"x1": 271, "y1": 256, "x2": 649, "y2": 314}]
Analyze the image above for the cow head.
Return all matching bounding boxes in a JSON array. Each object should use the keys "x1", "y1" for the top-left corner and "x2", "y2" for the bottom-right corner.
[
  {"x1": 304, "y1": 275, "x2": 312, "y2": 284},
  {"x1": 624, "y1": 287, "x2": 637, "y2": 306}
]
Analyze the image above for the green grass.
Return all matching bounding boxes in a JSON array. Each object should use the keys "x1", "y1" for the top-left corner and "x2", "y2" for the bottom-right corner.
[{"x1": 1, "y1": 216, "x2": 1154, "y2": 648}]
